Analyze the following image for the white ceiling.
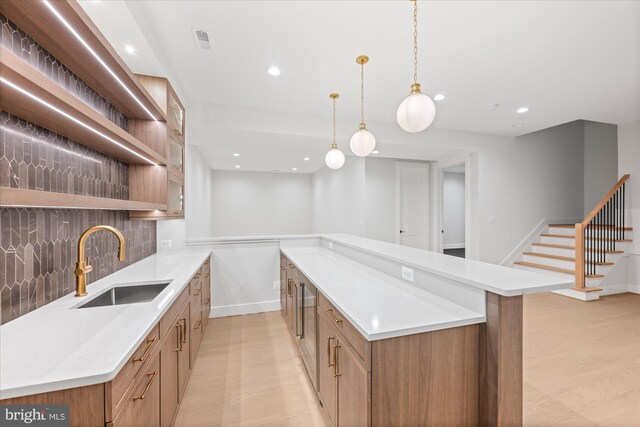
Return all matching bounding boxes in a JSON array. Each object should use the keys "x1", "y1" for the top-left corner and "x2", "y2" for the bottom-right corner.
[{"x1": 80, "y1": 0, "x2": 640, "y2": 172}]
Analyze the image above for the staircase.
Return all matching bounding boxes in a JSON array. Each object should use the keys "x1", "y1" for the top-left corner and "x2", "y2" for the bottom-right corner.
[{"x1": 513, "y1": 175, "x2": 632, "y2": 301}]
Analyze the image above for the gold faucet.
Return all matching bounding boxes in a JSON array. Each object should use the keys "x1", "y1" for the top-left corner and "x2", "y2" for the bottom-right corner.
[{"x1": 75, "y1": 225, "x2": 126, "y2": 297}]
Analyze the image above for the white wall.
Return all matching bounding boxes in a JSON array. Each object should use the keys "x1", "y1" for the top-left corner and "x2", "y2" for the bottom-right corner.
[
  {"x1": 210, "y1": 170, "x2": 312, "y2": 237},
  {"x1": 618, "y1": 120, "x2": 640, "y2": 293},
  {"x1": 312, "y1": 158, "x2": 365, "y2": 235},
  {"x1": 443, "y1": 172, "x2": 466, "y2": 248},
  {"x1": 584, "y1": 121, "x2": 618, "y2": 215}
]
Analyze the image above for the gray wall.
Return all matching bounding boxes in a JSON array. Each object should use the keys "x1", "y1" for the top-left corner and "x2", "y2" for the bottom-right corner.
[{"x1": 584, "y1": 121, "x2": 618, "y2": 215}]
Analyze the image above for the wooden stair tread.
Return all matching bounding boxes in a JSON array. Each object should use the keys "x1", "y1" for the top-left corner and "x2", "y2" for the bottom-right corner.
[
  {"x1": 541, "y1": 234, "x2": 632, "y2": 242},
  {"x1": 514, "y1": 261, "x2": 605, "y2": 278}
]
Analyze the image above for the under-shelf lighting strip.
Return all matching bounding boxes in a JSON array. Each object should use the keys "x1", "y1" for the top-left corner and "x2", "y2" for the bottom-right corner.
[
  {"x1": 41, "y1": 0, "x2": 159, "y2": 122},
  {"x1": 0, "y1": 77, "x2": 157, "y2": 165}
]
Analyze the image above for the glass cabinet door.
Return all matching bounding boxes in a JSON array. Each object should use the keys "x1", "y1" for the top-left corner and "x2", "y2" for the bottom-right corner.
[
  {"x1": 168, "y1": 138, "x2": 184, "y2": 174},
  {"x1": 167, "y1": 90, "x2": 184, "y2": 135},
  {"x1": 167, "y1": 176, "x2": 184, "y2": 214}
]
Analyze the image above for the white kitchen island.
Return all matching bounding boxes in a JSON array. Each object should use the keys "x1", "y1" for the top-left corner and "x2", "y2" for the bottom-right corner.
[{"x1": 278, "y1": 234, "x2": 572, "y2": 427}]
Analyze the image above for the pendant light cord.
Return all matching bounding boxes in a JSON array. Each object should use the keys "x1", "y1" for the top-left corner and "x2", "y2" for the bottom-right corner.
[
  {"x1": 413, "y1": 0, "x2": 418, "y2": 85},
  {"x1": 360, "y1": 61, "x2": 365, "y2": 125}
]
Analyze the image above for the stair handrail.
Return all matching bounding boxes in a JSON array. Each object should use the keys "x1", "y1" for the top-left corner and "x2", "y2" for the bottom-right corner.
[
  {"x1": 574, "y1": 174, "x2": 630, "y2": 290},
  {"x1": 581, "y1": 174, "x2": 630, "y2": 227}
]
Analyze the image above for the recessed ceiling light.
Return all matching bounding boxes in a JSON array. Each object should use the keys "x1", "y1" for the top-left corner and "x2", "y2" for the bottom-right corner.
[
  {"x1": 372, "y1": 150, "x2": 379, "y2": 154},
  {"x1": 124, "y1": 44, "x2": 136, "y2": 55},
  {"x1": 517, "y1": 107, "x2": 529, "y2": 114},
  {"x1": 234, "y1": 165, "x2": 240, "y2": 168},
  {"x1": 233, "y1": 153, "x2": 240, "y2": 157},
  {"x1": 303, "y1": 157, "x2": 310, "y2": 161},
  {"x1": 433, "y1": 94, "x2": 445, "y2": 101},
  {"x1": 292, "y1": 167, "x2": 297, "y2": 171},
  {"x1": 487, "y1": 104, "x2": 500, "y2": 110},
  {"x1": 512, "y1": 122, "x2": 525, "y2": 127},
  {"x1": 267, "y1": 66, "x2": 281, "y2": 76}
]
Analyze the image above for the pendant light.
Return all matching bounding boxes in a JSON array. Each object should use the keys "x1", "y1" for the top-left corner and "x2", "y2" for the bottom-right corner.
[
  {"x1": 397, "y1": 0, "x2": 436, "y2": 133},
  {"x1": 325, "y1": 93, "x2": 345, "y2": 170},
  {"x1": 350, "y1": 55, "x2": 376, "y2": 157}
]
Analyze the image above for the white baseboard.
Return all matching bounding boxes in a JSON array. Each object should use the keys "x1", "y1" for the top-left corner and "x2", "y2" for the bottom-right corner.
[
  {"x1": 444, "y1": 244, "x2": 465, "y2": 250},
  {"x1": 600, "y1": 284, "x2": 632, "y2": 296},
  {"x1": 629, "y1": 284, "x2": 640, "y2": 295},
  {"x1": 552, "y1": 288, "x2": 601, "y2": 301},
  {"x1": 210, "y1": 300, "x2": 281, "y2": 318}
]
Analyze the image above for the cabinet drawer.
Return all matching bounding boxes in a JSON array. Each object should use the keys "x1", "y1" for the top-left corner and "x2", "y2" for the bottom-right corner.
[
  {"x1": 108, "y1": 325, "x2": 159, "y2": 416},
  {"x1": 318, "y1": 293, "x2": 370, "y2": 369},
  {"x1": 112, "y1": 354, "x2": 161, "y2": 427},
  {"x1": 190, "y1": 275, "x2": 202, "y2": 308},
  {"x1": 159, "y1": 286, "x2": 189, "y2": 338}
]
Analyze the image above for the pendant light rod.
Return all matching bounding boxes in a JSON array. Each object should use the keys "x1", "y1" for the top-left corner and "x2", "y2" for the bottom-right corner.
[
  {"x1": 413, "y1": 0, "x2": 419, "y2": 86},
  {"x1": 330, "y1": 92, "x2": 339, "y2": 148},
  {"x1": 356, "y1": 55, "x2": 369, "y2": 126}
]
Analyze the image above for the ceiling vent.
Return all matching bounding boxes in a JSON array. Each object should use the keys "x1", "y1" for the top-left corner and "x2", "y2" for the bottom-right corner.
[{"x1": 192, "y1": 29, "x2": 211, "y2": 50}]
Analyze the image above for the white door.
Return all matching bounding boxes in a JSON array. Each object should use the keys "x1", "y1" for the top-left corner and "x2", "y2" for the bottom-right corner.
[{"x1": 396, "y1": 162, "x2": 429, "y2": 249}]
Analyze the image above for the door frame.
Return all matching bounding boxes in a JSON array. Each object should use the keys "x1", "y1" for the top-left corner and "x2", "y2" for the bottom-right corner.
[
  {"x1": 395, "y1": 161, "x2": 430, "y2": 249},
  {"x1": 431, "y1": 153, "x2": 478, "y2": 259}
]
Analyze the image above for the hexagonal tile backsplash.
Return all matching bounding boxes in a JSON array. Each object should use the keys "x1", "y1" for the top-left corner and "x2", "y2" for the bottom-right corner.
[{"x1": 0, "y1": 15, "x2": 157, "y2": 324}]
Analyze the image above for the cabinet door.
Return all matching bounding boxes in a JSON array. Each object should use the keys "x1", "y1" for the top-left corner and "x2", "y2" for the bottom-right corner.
[
  {"x1": 112, "y1": 355, "x2": 160, "y2": 427},
  {"x1": 318, "y1": 313, "x2": 338, "y2": 426},
  {"x1": 280, "y1": 265, "x2": 287, "y2": 315},
  {"x1": 177, "y1": 303, "x2": 190, "y2": 399},
  {"x1": 189, "y1": 310, "x2": 203, "y2": 368},
  {"x1": 160, "y1": 321, "x2": 181, "y2": 427},
  {"x1": 286, "y1": 278, "x2": 295, "y2": 335},
  {"x1": 336, "y1": 338, "x2": 371, "y2": 427},
  {"x1": 201, "y1": 261, "x2": 211, "y2": 331}
]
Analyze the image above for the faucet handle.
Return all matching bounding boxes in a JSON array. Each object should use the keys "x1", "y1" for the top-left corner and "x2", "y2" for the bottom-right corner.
[{"x1": 85, "y1": 256, "x2": 93, "y2": 273}]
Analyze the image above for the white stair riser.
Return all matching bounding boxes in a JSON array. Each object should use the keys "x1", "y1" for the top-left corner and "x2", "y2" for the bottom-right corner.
[
  {"x1": 549, "y1": 226, "x2": 632, "y2": 239},
  {"x1": 531, "y1": 245, "x2": 575, "y2": 257},
  {"x1": 538, "y1": 236, "x2": 631, "y2": 249},
  {"x1": 520, "y1": 255, "x2": 612, "y2": 275}
]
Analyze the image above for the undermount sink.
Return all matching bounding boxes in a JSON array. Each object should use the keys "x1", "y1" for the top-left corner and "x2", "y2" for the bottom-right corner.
[{"x1": 77, "y1": 281, "x2": 172, "y2": 309}]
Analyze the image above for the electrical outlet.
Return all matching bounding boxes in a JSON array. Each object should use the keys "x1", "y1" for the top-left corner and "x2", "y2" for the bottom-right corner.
[
  {"x1": 401, "y1": 266, "x2": 414, "y2": 282},
  {"x1": 273, "y1": 281, "x2": 280, "y2": 290},
  {"x1": 160, "y1": 240, "x2": 172, "y2": 248},
  {"x1": 328, "y1": 242, "x2": 334, "y2": 250},
  {"x1": 488, "y1": 216, "x2": 496, "y2": 224}
]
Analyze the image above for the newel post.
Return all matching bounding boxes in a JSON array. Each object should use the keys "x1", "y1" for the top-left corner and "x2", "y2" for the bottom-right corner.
[{"x1": 574, "y1": 223, "x2": 585, "y2": 290}]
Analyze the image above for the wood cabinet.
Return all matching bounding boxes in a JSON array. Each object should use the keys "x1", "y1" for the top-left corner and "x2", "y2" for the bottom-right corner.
[
  {"x1": 279, "y1": 256, "x2": 287, "y2": 315},
  {"x1": 111, "y1": 355, "x2": 161, "y2": 427},
  {"x1": 280, "y1": 253, "x2": 481, "y2": 427},
  {"x1": 160, "y1": 318, "x2": 181, "y2": 427},
  {"x1": 201, "y1": 259, "x2": 211, "y2": 332},
  {"x1": 177, "y1": 302, "x2": 191, "y2": 400}
]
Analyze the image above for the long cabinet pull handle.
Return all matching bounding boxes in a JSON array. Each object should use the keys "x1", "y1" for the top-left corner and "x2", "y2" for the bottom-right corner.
[
  {"x1": 175, "y1": 323, "x2": 182, "y2": 352},
  {"x1": 333, "y1": 343, "x2": 341, "y2": 377},
  {"x1": 181, "y1": 318, "x2": 187, "y2": 345},
  {"x1": 326, "y1": 308, "x2": 343, "y2": 324},
  {"x1": 132, "y1": 338, "x2": 156, "y2": 363},
  {"x1": 133, "y1": 371, "x2": 158, "y2": 401},
  {"x1": 327, "y1": 336, "x2": 335, "y2": 367}
]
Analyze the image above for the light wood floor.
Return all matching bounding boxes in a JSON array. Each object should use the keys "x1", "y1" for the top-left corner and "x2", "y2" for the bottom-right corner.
[
  {"x1": 176, "y1": 292, "x2": 640, "y2": 426},
  {"x1": 175, "y1": 312, "x2": 326, "y2": 427}
]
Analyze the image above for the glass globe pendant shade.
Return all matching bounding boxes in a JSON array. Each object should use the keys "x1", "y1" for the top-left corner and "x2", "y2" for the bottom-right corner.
[
  {"x1": 396, "y1": 84, "x2": 436, "y2": 133},
  {"x1": 350, "y1": 124, "x2": 376, "y2": 157},
  {"x1": 325, "y1": 145, "x2": 345, "y2": 170}
]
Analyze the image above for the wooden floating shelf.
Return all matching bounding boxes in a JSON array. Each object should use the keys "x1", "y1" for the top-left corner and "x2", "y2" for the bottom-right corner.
[
  {"x1": 0, "y1": 187, "x2": 167, "y2": 211},
  {"x1": 0, "y1": 0, "x2": 167, "y2": 122},
  {"x1": 0, "y1": 46, "x2": 166, "y2": 166}
]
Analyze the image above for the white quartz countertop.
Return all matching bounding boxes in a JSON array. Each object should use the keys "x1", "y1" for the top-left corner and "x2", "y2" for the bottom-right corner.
[
  {"x1": 0, "y1": 251, "x2": 211, "y2": 400},
  {"x1": 322, "y1": 234, "x2": 573, "y2": 296},
  {"x1": 279, "y1": 245, "x2": 486, "y2": 341}
]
